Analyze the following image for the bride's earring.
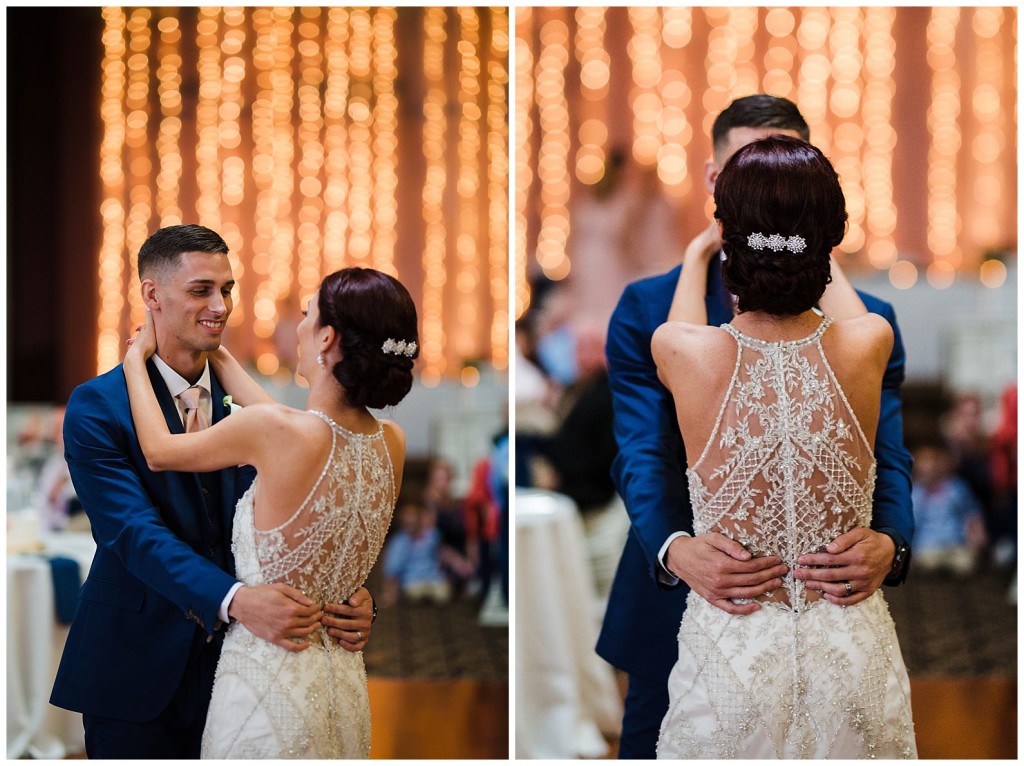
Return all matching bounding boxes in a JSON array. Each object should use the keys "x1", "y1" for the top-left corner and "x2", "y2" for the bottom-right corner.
[{"x1": 317, "y1": 351, "x2": 325, "y2": 367}]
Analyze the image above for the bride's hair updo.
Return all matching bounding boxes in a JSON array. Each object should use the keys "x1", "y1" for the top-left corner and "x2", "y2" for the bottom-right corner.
[
  {"x1": 317, "y1": 268, "x2": 419, "y2": 409},
  {"x1": 714, "y1": 135, "x2": 847, "y2": 316}
]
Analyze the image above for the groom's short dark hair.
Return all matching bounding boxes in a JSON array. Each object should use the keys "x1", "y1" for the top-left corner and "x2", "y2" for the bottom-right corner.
[
  {"x1": 712, "y1": 95, "x2": 810, "y2": 158},
  {"x1": 138, "y1": 224, "x2": 229, "y2": 280}
]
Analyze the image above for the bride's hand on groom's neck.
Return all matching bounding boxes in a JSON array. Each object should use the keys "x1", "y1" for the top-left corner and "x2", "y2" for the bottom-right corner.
[{"x1": 126, "y1": 310, "x2": 158, "y2": 362}]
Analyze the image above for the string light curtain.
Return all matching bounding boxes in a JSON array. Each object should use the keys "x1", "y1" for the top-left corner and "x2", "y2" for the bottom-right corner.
[
  {"x1": 97, "y1": 7, "x2": 509, "y2": 381},
  {"x1": 515, "y1": 6, "x2": 1017, "y2": 316}
]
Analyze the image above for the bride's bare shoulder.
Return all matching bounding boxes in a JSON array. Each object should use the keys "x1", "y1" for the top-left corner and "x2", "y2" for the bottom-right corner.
[
  {"x1": 829, "y1": 313, "x2": 894, "y2": 362},
  {"x1": 652, "y1": 321, "x2": 729, "y2": 364}
]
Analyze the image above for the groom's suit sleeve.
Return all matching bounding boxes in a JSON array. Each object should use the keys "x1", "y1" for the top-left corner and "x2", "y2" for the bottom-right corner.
[
  {"x1": 607, "y1": 282, "x2": 691, "y2": 586},
  {"x1": 64, "y1": 380, "x2": 238, "y2": 633},
  {"x1": 861, "y1": 293, "x2": 915, "y2": 584}
]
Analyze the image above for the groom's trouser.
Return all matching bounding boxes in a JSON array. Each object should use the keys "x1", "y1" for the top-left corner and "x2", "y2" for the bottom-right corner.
[
  {"x1": 618, "y1": 673, "x2": 669, "y2": 759},
  {"x1": 83, "y1": 628, "x2": 220, "y2": 758}
]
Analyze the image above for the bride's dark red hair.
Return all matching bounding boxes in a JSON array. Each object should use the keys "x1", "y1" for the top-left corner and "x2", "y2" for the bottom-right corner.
[
  {"x1": 714, "y1": 135, "x2": 847, "y2": 316},
  {"x1": 317, "y1": 268, "x2": 419, "y2": 409}
]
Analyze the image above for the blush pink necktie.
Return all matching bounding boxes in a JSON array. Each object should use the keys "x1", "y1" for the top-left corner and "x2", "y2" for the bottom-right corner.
[{"x1": 178, "y1": 386, "x2": 209, "y2": 433}]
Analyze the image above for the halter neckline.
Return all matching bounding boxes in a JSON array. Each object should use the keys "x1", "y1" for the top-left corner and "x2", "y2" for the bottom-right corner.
[
  {"x1": 722, "y1": 315, "x2": 832, "y2": 350},
  {"x1": 307, "y1": 409, "x2": 384, "y2": 439}
]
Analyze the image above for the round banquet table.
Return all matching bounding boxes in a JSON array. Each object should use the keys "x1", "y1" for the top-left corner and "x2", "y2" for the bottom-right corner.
[
  {"x1": 515, "y1": 489, "x2": 622, "y2": 759},
  {"x1": 7, "y1": 529, "x2": 96, "y2": 759}
]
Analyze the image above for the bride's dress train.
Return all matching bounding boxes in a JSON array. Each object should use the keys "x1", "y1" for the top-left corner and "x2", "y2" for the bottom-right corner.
[
  {"x1": 202, "y1": 412, "x2": 394, "y2": 758},
  {"x1": 657, "y1": 319, "x2": 917, "y2": 758}
]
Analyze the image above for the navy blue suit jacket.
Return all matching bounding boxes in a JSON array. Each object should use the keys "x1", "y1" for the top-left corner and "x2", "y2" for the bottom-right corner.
[
  {"x1": 50, "y1": 360, "x2": 256, "y2": 722},
  {"x1": 596, "y1": 258, "x2": 914, "y2": 683}
]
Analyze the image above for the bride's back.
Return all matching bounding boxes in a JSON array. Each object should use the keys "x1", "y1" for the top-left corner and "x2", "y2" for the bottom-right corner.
[
  {"x1": 654, "y1": 312, "x2": 890, "y2": 610},
  {"x1": 239, "y1": 410, "x2": 396, "y2": 607}
]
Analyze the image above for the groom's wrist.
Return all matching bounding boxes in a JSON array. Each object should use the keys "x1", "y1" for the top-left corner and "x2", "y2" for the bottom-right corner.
[
  {"x1": 220, "y1": 582, "x2": 244, "y2": 623},
  {"x1": 658, "y1": 531, "x2": 691, "y2": 584}
]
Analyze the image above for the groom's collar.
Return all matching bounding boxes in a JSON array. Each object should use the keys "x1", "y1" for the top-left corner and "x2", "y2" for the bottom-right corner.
[{"x1": 151, "y1": 353, "x2": 212, "y2": 398}]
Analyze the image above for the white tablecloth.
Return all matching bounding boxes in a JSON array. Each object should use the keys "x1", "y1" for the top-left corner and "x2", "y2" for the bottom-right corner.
[
  {"x1": 7, "y1": 531, "x2": 96, "y2": 758},
  {"x1": 515, "y1": 489, "x2": 622, "y2": 759}
]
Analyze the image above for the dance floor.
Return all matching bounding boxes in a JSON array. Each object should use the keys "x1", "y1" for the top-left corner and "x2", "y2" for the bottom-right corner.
[{"x1": 368, "y1": 678, "x2": 508, "y2": 759}]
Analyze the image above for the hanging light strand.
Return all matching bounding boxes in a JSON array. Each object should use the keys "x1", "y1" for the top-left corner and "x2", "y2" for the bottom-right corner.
[
  {"x1": 534, "y1": 12, "x2": 571, "y2": 281},
  {"x1": 862, "y1": 7, "x2": 898, "y2": 270},
  {"x1": 155, "y1": 12, "x2": 183, "y2": 227},
  {"x1": 250, "y1": 8, "x2": 279, "y2": 341},
  {"x1": 420, "y1": 7, "x2": 447, "y2": 382},
  {"x1": 657, "y1": 8, "x2": 693, "y2": 198},
  {"x1": 323, "y1": 7, "x2": 351, "y2": 276},
  {"x1": 124, "y1": 8, "x2": 153, "y2": 330},
  {"x1": 195, "y1": 7, "x2": 223, "y2": 237},
  {"x1": 513, "y1": 9, "x2": 533, "y2": 319},
  {"x1": 220, "y1": 6, "x2": 247, "y2": 325},
  {"x1": 347, "y1": 9, "x2": 374, "y2": 267},
  {"x1": 926, "y1": 7, "x2": 962, "y2": 269},
  {"x1": 455, "y1": 7, "x2": 483, "y2": 361},
  {"x1": 968, "y1": 7, "x2": 1007, "y2": 257},
  {"x1": 296, "y1": 7, "x2": 325, "y2": 304},
  {"x1": 830, "y1": 7, "x2": 866, "y2": 256},
  {"x1": 487, "y1": 7, "x2": 510, "y2": 370},
  {"x1": 627, "y1": 7, "x2": 662, "y2": 167},
  {"x1": 370, "y1": 9, "x2": 399, "y2": 275},
  {"x1": 574, "y1": 7, "x2": 609, "y2": 185},
  {"x1": 97, "y1": 7, "x2": 129, "y2": 373}
]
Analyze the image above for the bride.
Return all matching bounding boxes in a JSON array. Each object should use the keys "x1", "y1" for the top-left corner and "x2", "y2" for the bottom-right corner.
[
  {"x1": 124, "y1": 267, "x2": 417, "y2": 758},
  {"x1": 653, "y1": 136, "x2": 916, "y2": 758}
]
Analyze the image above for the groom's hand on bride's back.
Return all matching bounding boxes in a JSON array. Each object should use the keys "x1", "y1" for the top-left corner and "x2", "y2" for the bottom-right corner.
[
  {"x1": 228, "y1": 583, "x2": 323, "y2": 652},
  {"x1": 322, "y1": 587, "x2": 374, "y2": 652},
  {"x1": 666, "y1": 533, "x2": 788, "y2": 616}
]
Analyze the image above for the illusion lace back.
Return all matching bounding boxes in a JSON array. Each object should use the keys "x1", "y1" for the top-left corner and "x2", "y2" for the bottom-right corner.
[
  {"x1": 657, "y1": 317, "x2": 917, "y2": 759},
  {"x1": 202, "y1": 411, "x2": 395, "y2": 759}
]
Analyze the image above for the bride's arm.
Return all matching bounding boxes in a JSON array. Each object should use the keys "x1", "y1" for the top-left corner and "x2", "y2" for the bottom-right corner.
[
  {"x1": 818, "y1": 253, "x2": 868, "y2": 319},
  {"x1": 209, "y1": 346, "x2": 276, "y2": 406},
  {"x1": 667, "y1": 221, "x2": 721, "y2": 324},
  {"x1": 123, "y1": 314, "x2": 275, "y2": 473}
]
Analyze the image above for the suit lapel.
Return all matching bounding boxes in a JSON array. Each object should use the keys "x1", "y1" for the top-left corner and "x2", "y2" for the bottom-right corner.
[
  {"x1": 142, "y1": 359, "x2": 206, "y2": 537},
  {"x1": 146, "y1": 360, "x2": 187, "y2": 435},
  {"x1": 208, "y1": 369, "x2": 239, "y2": 542}
]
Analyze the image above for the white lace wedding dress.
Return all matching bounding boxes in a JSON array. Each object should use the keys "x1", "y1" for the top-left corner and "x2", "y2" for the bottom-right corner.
[
  {"x1": 657, "y1": 318, "x2": 917, "y2": 759},
  {"x1": 201, "y1": 411, "x2": 395, "y2": 759}
]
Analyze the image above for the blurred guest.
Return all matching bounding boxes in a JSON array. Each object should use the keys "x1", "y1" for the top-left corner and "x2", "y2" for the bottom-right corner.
[
  {"x1": 988, "y1": 382, "x2": 1017, "y2": 568},
  {"x1": 424, "y1": 458, "x2": 476, "y2": 591},
  {"x1": 534, "y1": 324, "x2": 626, "y2": 603},
  {"x1": 464, "y1": 455, "x2": 501, "y2": 600},
  {"x1": 490, "y1": 428, "x2": 510, "y2": 605},
  {"x1": 535, "y1": 325, "x2": 617, "y2": 512},
  {"x1": 912, "y1": 442, "x2": 987, "y2": 575},
  {"x1": 37, "y1": 406, "x2": 88, "y2": 532},
  {"x1": 942, "y1": 392, "x2": 995, "y2": 520},
  {"x1": 515, "y1": 317, "x2": 558, "y2": 487},
  {"x1": 565, "y1": 147, "x2": 640, "y2": 331},
  {"x1": 381, "y1": 501, "x2": 450, "y2": 607},
  {"x1": 532, "y1": 278, "x2": 579, "y2": 387}
]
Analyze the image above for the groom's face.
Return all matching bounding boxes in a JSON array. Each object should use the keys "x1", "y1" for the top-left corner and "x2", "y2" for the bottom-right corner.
[{"x1": 152, "y1": 251, "x2": 235, "y2": 356}]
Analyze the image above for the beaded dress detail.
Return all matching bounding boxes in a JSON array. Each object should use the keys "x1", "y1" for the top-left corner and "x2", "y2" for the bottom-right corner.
[
  {"x1": 202, "y1": 411, "x2": 395, "y2": 759},
  {"x1": 657, "y1": 317, "x2": 916, "y2": 759}
]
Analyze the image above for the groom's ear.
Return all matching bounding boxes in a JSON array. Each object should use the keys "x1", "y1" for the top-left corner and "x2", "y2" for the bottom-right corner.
[{"x1": 141, "y1": 278, "x2": 160, "y2": 311}]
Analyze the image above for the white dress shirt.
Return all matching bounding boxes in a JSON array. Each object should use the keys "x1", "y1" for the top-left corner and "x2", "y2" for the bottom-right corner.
[{"x1": 150, "y1": 354, "x2": 242, "y2": 624}]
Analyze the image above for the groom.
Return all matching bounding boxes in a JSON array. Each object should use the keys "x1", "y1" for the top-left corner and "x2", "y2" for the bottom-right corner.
[
  {"x1": 596, "y1": 95, "x2": 915, "y2": 758},
  {"x1": 50, "y1": 225, "x2": 376, "y2": 758}
]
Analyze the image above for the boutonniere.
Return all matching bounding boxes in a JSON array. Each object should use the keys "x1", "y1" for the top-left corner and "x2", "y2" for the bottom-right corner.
[{"x1": 223, "y1": 395, "x2": 241, "y2": 415}]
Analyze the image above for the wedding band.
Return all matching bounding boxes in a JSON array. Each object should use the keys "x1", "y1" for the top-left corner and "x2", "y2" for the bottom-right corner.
[
  {"x1": 843, "y1": 581, "x2": 852, "y2": 596},
  {"x1": 357, "y1": 631, "x2": 364, "y2": 641}
]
